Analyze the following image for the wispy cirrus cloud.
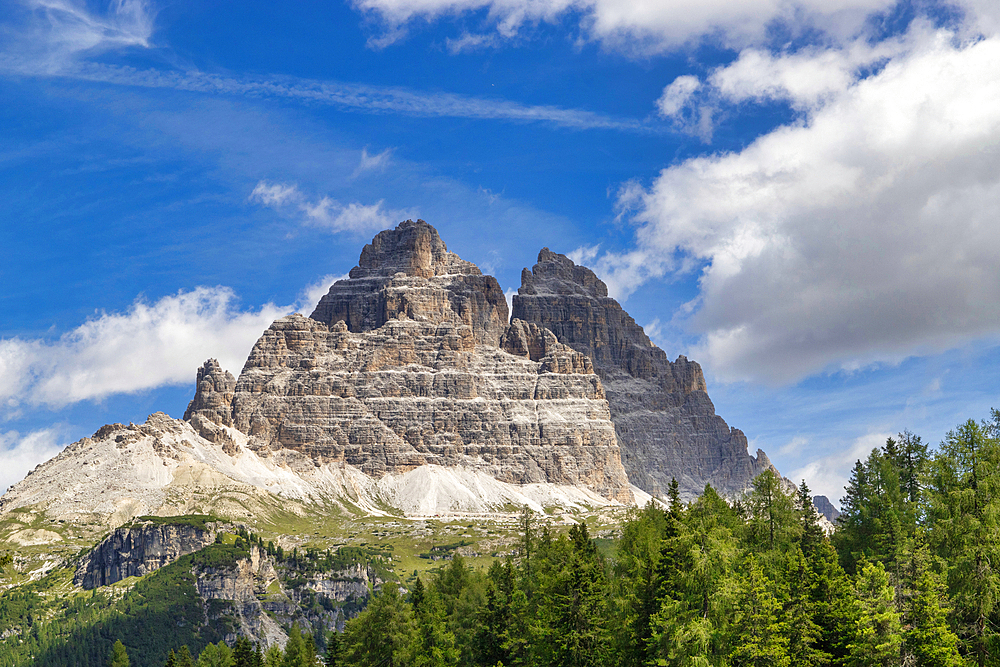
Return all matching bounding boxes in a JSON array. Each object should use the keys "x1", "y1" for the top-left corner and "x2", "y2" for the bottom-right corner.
[
  {"x1": 250, "y1": 180, "x2": 414, "y2": 234},
  {"x1": 4, "y1": 0, "x2": 154, "y2": 72},
  {"x1": 353, "y1": 146, "x2": 394, "y2": 177},
  {"x1": 0, "y1": 56, "x2": 661, "y2": 133}
]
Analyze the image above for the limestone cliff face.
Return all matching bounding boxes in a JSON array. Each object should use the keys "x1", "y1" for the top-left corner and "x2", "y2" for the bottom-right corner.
[
  {"x1": 74, "y1": 519, "x2": 218, "y2": 588},
  {"x1": 310, "y1": 220, "x2": 509, "y2": 346},
  {"x1": 513, "y1": 248, "x2": 774, "y2": 499},
  {"x1": 184, "y1": 359, "x2": 236, "y2": 426},
  {"x1": 205, "y1": 221, "x2": 632, "y2": 503}
]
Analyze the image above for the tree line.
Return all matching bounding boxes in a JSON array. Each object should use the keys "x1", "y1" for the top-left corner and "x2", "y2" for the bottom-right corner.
[{"x1": 107, "y1": 409, "x2": 1000, "y2": 666}]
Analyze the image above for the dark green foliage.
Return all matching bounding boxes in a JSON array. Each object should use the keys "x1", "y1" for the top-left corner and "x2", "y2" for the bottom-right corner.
[
  {"x1": 233, "y1": 637, "x2": 260, "y2": 667},
  {"x1": 342, "y1": 582, "x2": 415, "y2": 667},
  {"x1": 108, "y1": 640, "x2": 130, "y2": 667},
  {"x1": 611, "y1": 501, "x2": 667, "y2": 667},
  {"x1": 323, "y1": 632, "x2": 342, "y2": 667},
  {"x1": 0, "y1": 528, "x2": 364, "y2": 667},
  {"x1": 846, "y1": 559, "x2": 902, "y2": 667},
  {"x1": 531, "y1": 522, "x2": 609, "y2": 667},
  {"x1": 192, "y1": 543, "x2": 252, "y2": 569},
  {"x1": 925, "y1": 415, "x2": 1000, "y2": 667},
  {"x1": 903, "y1": 550, "x2": 963, "y2": 667},
  {"x1": 729, "y1": 555, "x2": 789, "y2": 667},
  {"x1": 131, "y1": 514, "x2": 223, "y2": 531},
  {"x1": 175, "y1": 646, "x2": 194, "y2": 667}
]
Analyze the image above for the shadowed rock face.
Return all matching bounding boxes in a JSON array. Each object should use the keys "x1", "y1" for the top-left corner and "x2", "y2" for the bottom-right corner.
[
  {"x1": 74, "y1": 521, "x2": 217, "y2": 589},
  {"x1": 188, "y1": 220, "x2": 632, "y2": 502},
  {"x1": 812, "y1": 496, "x2": 841, "y2": 523},
  {"x1": 513, "y1": 248, "x2": 774, "y2": 499}
]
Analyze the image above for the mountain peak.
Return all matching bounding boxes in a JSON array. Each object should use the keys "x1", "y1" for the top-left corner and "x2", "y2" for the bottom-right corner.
[
  {"x1": 309, "y1": 219, "x2": 508, "y2": 344},
  {"x1": 519, "y1": 248, "x2": 609, "y2": 298},
  {"x1": 349, "y1": 219, "x2": 480, "y2": 280}
]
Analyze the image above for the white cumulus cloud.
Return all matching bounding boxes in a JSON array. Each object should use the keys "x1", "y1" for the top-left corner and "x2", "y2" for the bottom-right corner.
[
  {"x1": 0, "y1": 287, "x2": 289, "y2": 410},
  {"x1": 790, "y1": 431, "x2": 889, "y2": 502},
  {"x1": 599, "y1": 28, "x2": 1000, "y2": 385},
  {"x1": 352, "y1": 0, "x2": 902, "y2": 53},
  {"x1": 0, "y1": 429, "x2": 66, "y2": 494},
  {"x1": 656, "y1": 75, "x2": 701, "y2": 117}
]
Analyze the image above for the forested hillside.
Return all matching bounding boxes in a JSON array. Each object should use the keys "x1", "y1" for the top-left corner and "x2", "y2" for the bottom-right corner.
[{"x1": 5, "y1": 411, "x2": 1000, "y2": 667}]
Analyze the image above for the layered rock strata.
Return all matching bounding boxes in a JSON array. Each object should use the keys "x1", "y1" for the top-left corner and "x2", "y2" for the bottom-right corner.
[
  {"x1": 195, "y1": 221, "x2": 631, "y2": 502},
  {"x1": 513, "y1": 248, "x2": 774, "y2": 499}
]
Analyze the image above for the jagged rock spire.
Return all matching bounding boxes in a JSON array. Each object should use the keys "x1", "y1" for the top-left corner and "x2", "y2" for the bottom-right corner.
[{"x1": 183, "y1": 359, "x2": 235, "y2": 427}]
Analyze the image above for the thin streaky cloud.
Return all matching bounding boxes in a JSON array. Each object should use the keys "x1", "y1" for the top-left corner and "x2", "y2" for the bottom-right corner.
[{"x1": 1, "y1": 60, "x2": 665, "y2": 134}]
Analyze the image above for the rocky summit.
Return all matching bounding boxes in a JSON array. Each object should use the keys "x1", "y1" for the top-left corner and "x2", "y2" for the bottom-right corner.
[
  {"x1": 1, "y1": 220, "x2": 781, "y2": 530},
  {"x1": 187, "y1": 220, "x2": 632, "y2": 504},
  {"x1": 513, "y1": 248, "x2": 775, "y2": 499}
]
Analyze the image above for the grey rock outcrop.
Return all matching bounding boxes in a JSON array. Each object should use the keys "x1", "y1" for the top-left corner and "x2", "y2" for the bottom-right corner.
[
  {"x1": 184, "y1": 359, "x2": 238, "y2": 448},
  {"x1": 813, "y1": 495, "x2": 841, "y2": 523},
  {"x1": 184, "y1": 359, "x2": 236, "y2": 427},
  {"x1": 195, "y1": 545, "x2": 288, "y2": 647},
  {"x1": 211, "y1": 221, "x2": 631, "y2": 502},
  {"x1": 513, "y1": 248, "x2": 774, "y2": 499},
  {"x1": 74, "y1": 519, "x2": 218, "y2": 588}
]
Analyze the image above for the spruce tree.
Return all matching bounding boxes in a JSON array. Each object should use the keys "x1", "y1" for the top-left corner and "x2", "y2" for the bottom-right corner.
[
  {"x1": 903, "y1": 554, "x2": 963, "y2": 667},
  {"x1": 324, "y1": 631, "x2": 342, "y2": 667},
  {"x1": 534, "y1": 523, "x2": 609, "y2": 667},
  {"x1": 648, "y1": 485, "x2": 735, "y2": 667},
  {"x1": 410, "y1": 575, "x2": 459, "y2": 667},
  {"x1": 474, "y1": 581, "x2": 510, "y2": 667},
  {"x1": 836, "y1": 458, "x2": 875, "y2": 573},
  {"x1": 805, "y1": 539, "x2": 856, "y2": 664},
  {"x1": 281, "y1": 624, "x2": 306, "y2": 667},
  {"x1": 196, "y1": 642, "x2": 234, "y2": 667},
  {"x1": 729, "y1": 555, "x2": 790, "y2": 667},
  {"x1": 611, "y1": 501, "x2": 668, "y2": 667},
  {"x1": 176, "y1": 646, "x2": 195, "y2": 667},
  {"x1": 233, "y1": 638, "x2": 257, "y2": 667},
  {"x1": 846, "y1": 559, "x2": 902, "y2": 667},
  {"x1": 783, "y1": 550, "x2": 830, "y2": 667},
  {"x1": 796, "y1": 482, "x2": 825, "y2": 557},
  {"x1": 264, "y1": 645, "x2": 282, "y2": 667},
  {"x1": 343, "y1": 582, "x2": 416, "y2": 667},
  {"x1": 926, "y1": 416, "x2": 1000, "y2": 667},
  {"x1": 109, "y1": 640, "x2": 130, "y2": 667},
  {"x1": 746, "y1": 470, "x2": 800, "y2": 557}
]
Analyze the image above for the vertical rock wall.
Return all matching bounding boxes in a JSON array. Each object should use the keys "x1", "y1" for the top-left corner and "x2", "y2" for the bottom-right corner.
[{"x1": 513, "y1": 248, "x2": 774, "y2": 499}]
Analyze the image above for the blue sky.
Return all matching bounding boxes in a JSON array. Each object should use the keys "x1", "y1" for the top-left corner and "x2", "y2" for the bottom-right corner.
[{"x1": 2, "y1": 0, "x2": 1000, "y2": 503}]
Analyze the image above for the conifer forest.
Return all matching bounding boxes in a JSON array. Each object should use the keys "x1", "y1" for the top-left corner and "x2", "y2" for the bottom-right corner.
[{"x1": 6, "y1": 411, "x2": 1000, "y2": 667}]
